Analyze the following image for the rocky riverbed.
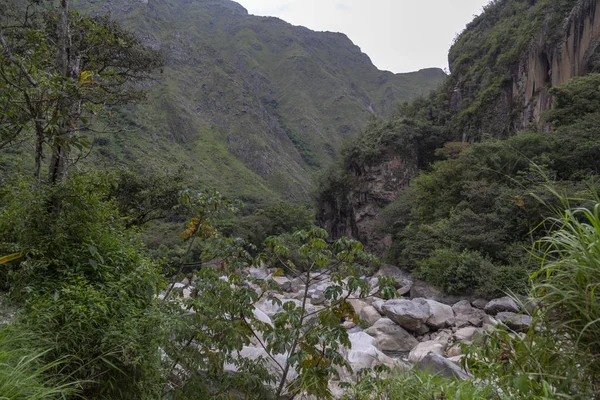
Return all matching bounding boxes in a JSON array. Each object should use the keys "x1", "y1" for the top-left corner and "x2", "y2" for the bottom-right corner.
[{"x1": 170, "y1": 264, "x2": 533, "y2": 398}]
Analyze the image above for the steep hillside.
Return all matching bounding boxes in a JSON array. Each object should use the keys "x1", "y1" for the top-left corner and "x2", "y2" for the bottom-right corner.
[
  {"x1": 71, "y1": 0, "x2": 444, "y2": 202},
  {"x1": 317, "y1": 0, "x2": 600, "y2": 266}
]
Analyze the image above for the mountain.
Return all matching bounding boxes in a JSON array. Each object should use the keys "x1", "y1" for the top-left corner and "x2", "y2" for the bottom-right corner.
[
  {"x1": 72, "y1": 0, "x2": 445, "y2": 203},
  {"x1": 317, "y1": 0, "x2": 600, "y2": 255}
]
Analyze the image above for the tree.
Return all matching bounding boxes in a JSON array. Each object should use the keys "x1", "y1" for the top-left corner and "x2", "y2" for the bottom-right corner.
[{"x1": 0, "y1": 0, "x2": 163, "y2": 182}]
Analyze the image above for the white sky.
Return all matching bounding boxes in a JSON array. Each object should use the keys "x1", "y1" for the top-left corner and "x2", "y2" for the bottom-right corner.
[{"x1": 235, "y1": 0, "x2": 492, "y2": 73}]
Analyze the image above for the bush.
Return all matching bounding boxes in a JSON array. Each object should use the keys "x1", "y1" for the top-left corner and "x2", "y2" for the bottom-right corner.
[
  {"x1": 415, "y1": 248, "x2": 496, "y2": 296},
  {"x1": 0, "y1": 173, "x2": 167, "y2": 399}
]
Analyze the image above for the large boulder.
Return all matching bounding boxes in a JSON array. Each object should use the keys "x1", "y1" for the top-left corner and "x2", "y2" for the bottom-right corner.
[
  {"x1": 409, "y1": 280, "x2": 467, "y2": 305},
  {"x1": 375, "y1": 265, "x2": 413, "y2": 293},
  {"x1": 484, "y1": 297, "x2": 520, "y2": 315},
  {"x1": 452, "y1": 300, "x2": 486, "y2": 327},
  {"x1": 382, "y1": 299, "x2": 431, "y2": 331},
  {"x1": 408, "y1": 340, "x2": 445, "y2": 363},
  {"x1": 496, "y1": 312, "x2": 533, "y2": 332},
  {"x1": 360, "y1": 305, "x2": 382, "y2": 326},
  {"x1": 348, "y1": 299, "x2": 368, "y2": 316},
  {"x1": 414, "y1": 298, "x2": 455, "y2": 329},
  {"x1": 273, "y1": 276, "x2": 293, "y2": 292},
  {"x1": 453, "y1": 327, "x2": 481, "y2": 343},
  {"x1": 248, "y1": 267, "x2": 270, "y2": 280},
  {"x1": 372, "y1": 300, "x2": 385, "y2": 314},
  {"x1": 343, "y1": 332, "x2": 403, "y2": 377},
  {"x1": 225, "y1": 346, "x2": 295, "y2": 381},
  {"x1": 415, "y1": 353, "x2": 472, "y2": 379},
  {"x1": 365, "y1": 318, "x2": 418, "y2": 352}
]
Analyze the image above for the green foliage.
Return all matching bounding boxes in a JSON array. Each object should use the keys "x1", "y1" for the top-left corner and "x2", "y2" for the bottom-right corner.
[
  {"x1": 0, "y1": 173, "x2": 167, "y2": 399},
  {"x1": 225, "y1": 202, "x2": 315, "y2": 250},
  {"x1": 60, "y1": 0, "x2": 444, "y2": 201},
  {"x1": 532, "y1": 194, "x2": 600, "y2": 377},
  {"x1": 0, "y1": 325, "x2": 80, "y2": 399},
  {"x1": 380, "y1": 128, "x2": 598, "y2": 297},
  {"x1": 110, "y1": 166, "x2": 187, "y2": 228},
  {"x1": 416, "y1": 248, "x2": 496, "y2": 296},
  {"x1": 343, "y1": 367, "x2": 495, "y2": 400},
  {"x1": 544, "y1": 73, "x2": 600, "y2": 127}
]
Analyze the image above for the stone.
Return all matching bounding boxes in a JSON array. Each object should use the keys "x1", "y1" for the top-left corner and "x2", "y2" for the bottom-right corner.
[
  {"x1": 452, "y1": 300, "x2": 486, "y2": 327},
  {"x1": 272, "y1": 276, "x2": 293, "y2": 292},
  {"x1": 409, "y1": 280, "x2": 467, "y2": 305},
  {"x1": 382, "y1": 299, "x2": 431, "y2": 331},
  {"x1": 408, "y1": 340, "x2": 445, "y2": 363},
  {"x1": 252, "y1": 307, "x2": 273, "y2": 327},
  {"x1": 372, "y1": 300, "x2": 385, "y2": 314},
  {"x1": 415, "y1": 353, "x2": 472, "y2": 379},
  {"x1": 453, "y1": 327, "x2": 481, "y2": 343},
  {"x1": 484, "y1": 297, "x2": 520, "y2": 315},
  {"x1": 225, "y1": 346, "x2": 294, "y2": 381},
  {"x1": 344, "y1": 332, "x2": 398, "y2": 374},
  {"x1": 364, "y1": 318, "x2": 418, "y2": 352},
  {"x1": 359, "y1": 305, "x2": 382, "y2": 326},
  {"x1": 256, "y1": 298, "x2": 301, "y2": 318},
  {"x1": 348, "y1": 299, "x2": 368, "y2": 316},
  {"x1": 446, "y1": 344, "x2": 463, "y2": 357},
  {"x1": 471, "y1": 298, "x2": 489, "y2": 309},
  {"x1": 248, "y1": 267, "x2": 270, "y2": 280},
  {"x1": 496, "y1": 312, "x2": 533, "y2": 332},
  {"x1": 415, "y1": 298, "x2": 455, "y2": 329},
  {"x1": 375, "y1": 264, "x2": 413, "y2": 292},
  {"x1": 342, "y1": 320, "x2": 356, "y2": 330}
]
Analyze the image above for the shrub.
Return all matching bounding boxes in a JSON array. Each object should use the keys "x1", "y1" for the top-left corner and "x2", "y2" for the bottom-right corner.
[{"x1": 0, "y1": 173, "x2": 167, "y2": 399}]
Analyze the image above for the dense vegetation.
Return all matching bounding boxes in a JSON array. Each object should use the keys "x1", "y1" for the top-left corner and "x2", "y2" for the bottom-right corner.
[{"x1": 1, "y1": 0, "x2": 599, "y2": 399}]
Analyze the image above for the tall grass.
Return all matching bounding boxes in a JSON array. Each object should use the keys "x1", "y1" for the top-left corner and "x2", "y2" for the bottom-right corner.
[
  {"x1": 0, "y1": 326, "x2": 79, "y2": 399},
  {"x1": 532, "y1": 193, "x2": 600, "y2": 383}
]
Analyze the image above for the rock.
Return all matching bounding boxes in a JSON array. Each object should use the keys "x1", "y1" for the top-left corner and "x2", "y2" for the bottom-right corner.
[
  {"x1": 252, "y1": 307, "x2": 273, "y2": 326},
  {"x1": 256, "y1": 298, "x2": 301, "y2": 318},
  {"x1": 359, "y1": 305, "x2": 382, "y2": 326},
  {"x1": 496, "y1": 312, "x2": 533, "y2": 332},
  {"x1": 414, "y1": 298, "x2": 455, "y2": 329},
  {"x1": 408, "y1": 340, "x2": 445, "y2": 363},
  {"x1": 447, "y1": 355, "x2": 465, "y2": 365},
  {"x1": 307, "y1": 283, "x2": 330, "y2": 305},
  {"x1": 348, "y1": 299, "x2": 368, "y2": 316},
  {"x1": 415, "y1": 324, "x2": 431, "y2": 336},
  {"x1": 382, "y1": 299, "x2": 431, "y2": 331},
  {"x1": 484, "y1": 297, "x2": 520, "y2": 315},
  {"x1": 446, "y1": 344, "x2": 463, "y2": 357},
  {"x1": 452, "y1": 300, "x2": 486, "y2": 328},
  {"x1": 375, "y1": 265, "x2": 413, "y2": 292},
  {"x1": 289, "y1": 277, "x2": 306, "y2": 293},
  {"x1": 248, "y1": 267, "x2": 270, "y2": 280},
  {"x1": 409, "y1": 280, "x2": 467, "y2": 305},
  {"x1": 364, "y1": 318, "x2": 418, "y2": 352},
  {"x1": 372, "y1": 300, "x2": 385, "y2": 314},
  {"x1": 342, "y1": 320, "x2": 357, "y2": 330},
  {"x1": 471, "y1": 298, "x2": 488, "y2": 310},
  {"x1": 453, "y1": 327, "x2": 481, "y2": 343},
  {"x1": 273, "y1": 276, "x2": 293, "y2": 292},
  {"x1": 415, "y1": 353, "x2": 471, "y2": 379},
  {"x1": 343, "y1": 332, "x2": 399, "y2": 375},
  {"x1": 431, "y1": 330, "x2": 453, "y2": 348},
  {"x1": 225, "y1": 346, "x2": 294, "y2": 381}
]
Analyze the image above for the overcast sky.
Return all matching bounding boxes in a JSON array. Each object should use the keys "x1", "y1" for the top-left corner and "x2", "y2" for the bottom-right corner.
[{"x1": 235, "y1": 0, "x2": 491, "y2": 73}]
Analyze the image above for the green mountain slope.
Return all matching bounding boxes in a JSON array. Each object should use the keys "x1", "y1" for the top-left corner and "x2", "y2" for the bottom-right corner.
[{"x1": 72, "y1": 0, "x2": 444, "y2": 202}]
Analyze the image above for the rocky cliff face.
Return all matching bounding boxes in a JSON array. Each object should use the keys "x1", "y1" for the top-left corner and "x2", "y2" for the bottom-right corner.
[
  {"x1": 319, "y1": 150, "x2": 418, "y2": 254},
  {"x1": 320, "y1": 0, "x2": 600, "y2": 254},
  {"x1": 518, "y1": 0, "x2": 600, "y2": 127}
]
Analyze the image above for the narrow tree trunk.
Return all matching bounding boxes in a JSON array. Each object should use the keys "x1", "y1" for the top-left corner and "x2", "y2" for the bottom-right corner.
[{"x1": 49, "y1": 0, "x2": 73, "y2": 184}]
